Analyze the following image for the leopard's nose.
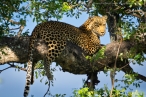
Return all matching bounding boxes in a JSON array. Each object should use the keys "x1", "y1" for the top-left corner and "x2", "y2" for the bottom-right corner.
[{"x1": 100, "y1": 32, "x2": 105, "y2": 36}]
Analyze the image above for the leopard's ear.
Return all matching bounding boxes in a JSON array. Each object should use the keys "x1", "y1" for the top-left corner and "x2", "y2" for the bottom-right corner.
[
  {"x1": 102, "y1": 15, "x2": 108, "y2": 20},
  {"x1": 88, "y1": 16, "x2": 95, "y2": 21}
]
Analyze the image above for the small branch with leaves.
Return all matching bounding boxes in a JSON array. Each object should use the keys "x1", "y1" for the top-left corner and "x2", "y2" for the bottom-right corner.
[
  {"x1": 4, "y1": 18, "x2": 25, "y2": 37},
  {"x1": 125, "y1": 9, "x2": 145, "y2": 18},
  {"x1": 0, "y1": 63, "x2": 26, "y2": 73}
]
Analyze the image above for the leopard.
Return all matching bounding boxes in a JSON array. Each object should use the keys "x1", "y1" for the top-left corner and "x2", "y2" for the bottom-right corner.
[{"x1": 24, "y1": 15, "x2": 107, "y2": 97}]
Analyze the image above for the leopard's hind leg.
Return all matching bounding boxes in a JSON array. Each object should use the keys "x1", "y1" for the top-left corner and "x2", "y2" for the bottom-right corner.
[{"x1": 44, "y1": 40, "x2": 66, "y2": 80}]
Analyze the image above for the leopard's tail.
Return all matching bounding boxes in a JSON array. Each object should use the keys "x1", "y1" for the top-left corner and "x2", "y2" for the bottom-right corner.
[{"x1": 24, "y1": 29, "x2": 38, "y2": 97}]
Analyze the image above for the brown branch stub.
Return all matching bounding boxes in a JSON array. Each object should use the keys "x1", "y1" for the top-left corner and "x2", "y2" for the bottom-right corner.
[{"x1": 17, "y1": 25, "x2": 25, "y2": 37}]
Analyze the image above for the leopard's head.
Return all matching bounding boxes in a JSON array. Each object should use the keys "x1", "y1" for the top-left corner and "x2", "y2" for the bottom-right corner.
[{"x1": 89, "y1": 15, "x2": 107, "y2": 36}]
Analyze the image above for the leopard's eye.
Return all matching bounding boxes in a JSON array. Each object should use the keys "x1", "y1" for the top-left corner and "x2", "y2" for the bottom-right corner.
[{"x1": 94, "y1": 23, "x2": 99, "y2": 27}]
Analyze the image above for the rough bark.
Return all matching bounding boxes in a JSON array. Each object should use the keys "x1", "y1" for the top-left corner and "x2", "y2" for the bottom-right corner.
[{"x1": 0, "y1": 36, "x2": 146, "y2": 81}]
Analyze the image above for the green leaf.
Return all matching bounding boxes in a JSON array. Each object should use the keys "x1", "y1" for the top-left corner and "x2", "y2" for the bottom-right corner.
[
  {"x1": 62, "y1": 2, "x2": 71, "y2": 12},
  {"x1": 35, "y1": 71, "x2": 38, "y2": 79},
  {"x1": 45, "y1": 81, "x2": 48, "y2": 85},
  {"x1": 91, "y1": 46, "x2": 106, "y2": 62},
  {"x1": 85, "y1": 56, "x2": 91, "y2": 60}
]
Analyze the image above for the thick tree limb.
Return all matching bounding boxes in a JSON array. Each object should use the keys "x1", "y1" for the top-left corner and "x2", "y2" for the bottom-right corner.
[{"x1": 0, "y1": 36, "x2": 146, "y2": 81}]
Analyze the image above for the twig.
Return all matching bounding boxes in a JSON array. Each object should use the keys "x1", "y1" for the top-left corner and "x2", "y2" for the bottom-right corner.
[
  {"x1": 8, "y1": 63, "x2": 27, "y2": 71},
  {"x1": 70, "y1": 3, "x2": 82, "y2": 9},
  {"x1": 0, "y1": 66, "x2": 11, "y2": 73},
  {"x1": 0, "y1": 63, "x2": 27, "y2": 73},
  {"x1": 119, "y1": 63, "x2": 129, "y2": 70},
  {"x1": 5, "y1": 18, "x2": 20, "y2": 25},
  {"x1": 9, "y1": 27, "x2": 20, "y2": 30},
  {"x1": 84, "y1": 0, "x2": 93, "y2": 13},
  {"x1": 110, "y1": 39, "x2": 122, "y2": 97},
  {"x1": 44, "y1": 80, "x2": 51, "y2": 97}
]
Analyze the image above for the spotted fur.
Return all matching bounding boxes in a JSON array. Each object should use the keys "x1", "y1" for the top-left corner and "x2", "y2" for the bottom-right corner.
[{"x1": 24, "y1": 15, "x2": 107, "y2": 97}]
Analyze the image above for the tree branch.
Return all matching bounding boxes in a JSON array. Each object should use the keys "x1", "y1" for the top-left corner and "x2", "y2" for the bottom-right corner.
[{"x1": 0, "y1": 36, "x2": 145, "y2": 81}]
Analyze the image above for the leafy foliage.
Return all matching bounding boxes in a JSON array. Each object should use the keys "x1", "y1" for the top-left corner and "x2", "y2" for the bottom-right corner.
[{"x1": 72, "y1": 86, "x2": 144, "y2": 97}]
